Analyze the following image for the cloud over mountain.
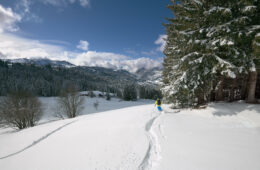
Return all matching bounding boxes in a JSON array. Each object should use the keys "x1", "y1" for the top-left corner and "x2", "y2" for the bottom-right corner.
[
  {"x1": 77, "y1": 40, "x2": 89, "y2": 51},
  {"x1": 0, "y1": 3, "x2": 163, "y2": 74},
  {"x1": 0, "y1": 33, "x2": 161, "y2": 73}
]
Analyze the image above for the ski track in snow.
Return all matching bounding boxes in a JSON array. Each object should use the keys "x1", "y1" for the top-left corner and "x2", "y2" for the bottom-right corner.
[
  {"x1": 138, "y1": 110, "x2": 163, "y2": 170},
  {"x1": 0, "y1": 120, "x2": 77, "y2": 160}
]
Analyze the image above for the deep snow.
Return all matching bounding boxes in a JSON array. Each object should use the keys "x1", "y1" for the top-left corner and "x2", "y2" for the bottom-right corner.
[
  {"x1": 0, "y1": 105, "x2": 154, "y2": 170},
  {"x1": 157, "y1": 103, "x2": 260, "y2": 170},
  {"x1": 0, "y1": 98, "x2": 260, "y2": 170}
]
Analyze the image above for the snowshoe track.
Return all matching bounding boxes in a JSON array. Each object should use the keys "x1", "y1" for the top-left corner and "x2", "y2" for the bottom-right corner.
[
  {"x1": 139, "y1": 111, "x2": 163, "y2": 170},
  {"x1": 0, "y1": 120, "x2": 77, "y2": 160}
]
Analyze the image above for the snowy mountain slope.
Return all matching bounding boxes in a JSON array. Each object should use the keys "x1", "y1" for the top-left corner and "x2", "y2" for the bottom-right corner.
[
  {"x1": 135, "y1": 67, "x2": 162, "y2": 85},
  {"x1": 2, "y1": 58, "x2": 161, "y2": 84},
  {"x1": 5, "y1": 58, "x2": 75, "y2": 68},
  {"x1": 0, "y1": 102, "x2": 260, "y2": 170}
]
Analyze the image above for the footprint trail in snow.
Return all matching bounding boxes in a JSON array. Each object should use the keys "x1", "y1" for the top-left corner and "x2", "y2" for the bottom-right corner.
[{"x1": 139, "y1": 110, "x2": 163, "y2": 170}]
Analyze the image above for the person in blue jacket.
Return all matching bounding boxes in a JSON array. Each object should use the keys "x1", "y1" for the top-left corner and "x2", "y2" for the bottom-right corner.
[{"x1": 155, "y1": 98, "x2": 162, "y2": 111}]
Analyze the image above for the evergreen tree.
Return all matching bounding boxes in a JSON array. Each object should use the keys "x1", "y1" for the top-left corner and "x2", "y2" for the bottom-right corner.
[
  {"x1": 238, "y1": 0, "x2": 260, "y2": 102},
  {"x1": 139, "y1": 85, "x2": 162, "y2": 100},
  {"x1": 116, "y1": 89, "x2": 123, "y2": 99},
  {"x1": 106, "y1": 92, "x2": 111, "y2": 101},
  {"x1": 162, "y1": 0, "x2": 260, "y2": 107},
  {"x1": 89, "y1": 91, "x2": 95, "y2": 98},
  {"x1": 139, "y1": 86, "x2": 146, "y2": 99},
  {"x1": 163, "y1": 0, "x2": 217, "y2": 107},
  {"x1": 123, "y1": 84, "x2": 137, "y2": 101}
]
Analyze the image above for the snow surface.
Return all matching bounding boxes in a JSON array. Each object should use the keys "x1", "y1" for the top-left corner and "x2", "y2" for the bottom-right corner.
[
  {"x1": 243, "y1": 6, "x2": 257, "y2": 12},
  {"x1": 0, "y1": 104, "x2": 154, "y2": 170},
  {"x1": 0, "y1": 99, "x2": 260, "y2": 170},
  {"x1": 158, "y1": 103, "x2": 260, "y2": 170},
  {"x1": 39, "y1": 96, "x2": 153, "y2": 123}
]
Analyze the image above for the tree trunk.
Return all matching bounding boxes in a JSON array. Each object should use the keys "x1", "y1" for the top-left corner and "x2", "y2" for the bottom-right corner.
[
  {"x1": 229, "y1": 79, "x2": 236, "y2": 102},
  {"x1": 195, "y1": 91, "x2": 206, "y2": 108},
  {"x1": 197, "y1": 94, "x2": 205, "y2": 105},
  {"x1": 241, "y1": 75, "x2": 248, "y2": 100},
  {"x1": 247, "y1": 71, "x2": 257, "y2": 103},
  {"x1": 216, "y1": 76, "x2": 224, "y2": 101}
]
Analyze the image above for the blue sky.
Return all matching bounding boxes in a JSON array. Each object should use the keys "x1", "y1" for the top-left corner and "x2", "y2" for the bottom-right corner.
[{"x1": 0, "y1": 0, "x2": 171, "y2": 72}]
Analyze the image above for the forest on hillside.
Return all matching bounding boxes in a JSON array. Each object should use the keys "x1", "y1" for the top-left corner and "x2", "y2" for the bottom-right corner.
[{"x1": 0, "y1": 60, "x2": 161, "y2": 99}]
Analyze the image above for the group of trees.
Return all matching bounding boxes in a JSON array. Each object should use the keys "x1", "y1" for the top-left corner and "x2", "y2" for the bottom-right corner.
[
  {"x1": 123, "y1": 84, "x2": 138, "y2": 101},
  {"x1": 139, "y1": 86, "x2": 162, "y2": 100},
  {"x1": 162, "y1": 0, "x2": 260, "y2": 107},
  {"x1": 0, "y1": 83, "x2": 160, "y2": 129},
  {"x1": 0, "y1": 85, "x2": 85, "y2": 129},
  {"x1": 122, "y1": 84, "x2": 162, "y2": 101}
]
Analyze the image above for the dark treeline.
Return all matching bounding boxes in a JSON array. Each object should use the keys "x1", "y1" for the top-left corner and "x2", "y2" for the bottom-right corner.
[
  {"x1": 0, "y1": 60, "x2": 161, "y2": 99},
  {"x1": 139, "y1": 85, "x2": 162, "y2": 100},
  {"x1": 0, "y1": 60, "x2": 136, "y2": 96}
]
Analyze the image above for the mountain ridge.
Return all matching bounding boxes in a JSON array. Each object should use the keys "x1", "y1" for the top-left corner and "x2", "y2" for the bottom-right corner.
[{"x1": 3, "y1": 58, "x2": 162, "y2": 84}]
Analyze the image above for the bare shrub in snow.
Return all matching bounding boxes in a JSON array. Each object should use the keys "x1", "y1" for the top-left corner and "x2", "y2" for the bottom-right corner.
[
  {"x1": 0, "y1": 91, "x2": 43, "y2": 129},
  {"x1": 57, "y1": 85, "x2": 85, "y2": 118}
]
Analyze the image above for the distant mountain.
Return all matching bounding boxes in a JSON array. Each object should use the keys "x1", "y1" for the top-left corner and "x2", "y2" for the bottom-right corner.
[
  {"x1": 79, "y1": 66, "x2": 137, "y2": 82},
  {"x1": 2, "y1": 58, "x2": 162, "y2": 85},
  {"x1": 135, "y1": 67, "x2": 163, "y2": 85},
  {"x1": 4, "y1": 58, "x2": 75, "y2": 68},
  {"x1": 0, "y1": 60, "x2": 139, "y2": 96}
]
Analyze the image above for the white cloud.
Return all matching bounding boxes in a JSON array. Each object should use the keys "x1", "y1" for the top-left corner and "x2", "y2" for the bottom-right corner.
[
  {"x1": 0, "y1": 0, "x2": 90, "y2": 26},
  {"x1": 155, "y1": 34, "x2": 167, "y2": 52},
  {"x1": 73, "y1": 51, "x2": 128, "y2": 66},
  {"x1": 120, "y1": 57, "x2": 161, "y2": 73},
  {"x1": 79, "y1": 0, "x2": 90, "y2": 7},
  {"x1": 12, "y1": 0, "x2": 90, "y2": 23},
  {"x1": 15, "y1": 0, "x2": 42, "y2": 23},
  {"x1": 40, "y1": 0, "x2": 90, "y2": 7},
  {"x1": 0, "y1": 33, "x2": 161, "y2": 73},
  {"x1": 77, "y1": 40, "x2": 89, "y2": 51},
  {"x1": 0, "y1": 4, "x2": 21, "y2": 33},
  {"x1": 0, "y1": 33, "x2": 67, "y2": 60},
  {"x1": 71, "y1": 52, "x2": 161, "y2": 73},
  {"x1": 0, "y1": 3, "x2": 161, "y2": 73},
  {"x1": 16, "y1": 0, "x2": 31, "y2": 14}
]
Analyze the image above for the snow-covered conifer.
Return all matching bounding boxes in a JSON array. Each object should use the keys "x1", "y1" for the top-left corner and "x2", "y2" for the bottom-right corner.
[{"x1": 162, "y1": 0, "x2": 260, "y2": 106}]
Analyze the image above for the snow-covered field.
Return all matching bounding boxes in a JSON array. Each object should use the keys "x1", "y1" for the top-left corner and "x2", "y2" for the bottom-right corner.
[
  {"x1": 39, "y1": 95, "x2": 154, "y2": 123},
  {"x1": 0, "y1": 97, "x2": 260, "y2": 170},
  {"x1": 157, "y1": 103, "x2": 260, "y2": 170}
]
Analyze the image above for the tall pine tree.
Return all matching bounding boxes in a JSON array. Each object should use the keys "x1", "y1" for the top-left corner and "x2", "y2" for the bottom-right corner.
[{"x1": 162, "y1": 0, "x2": 260, "y2": 107}]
